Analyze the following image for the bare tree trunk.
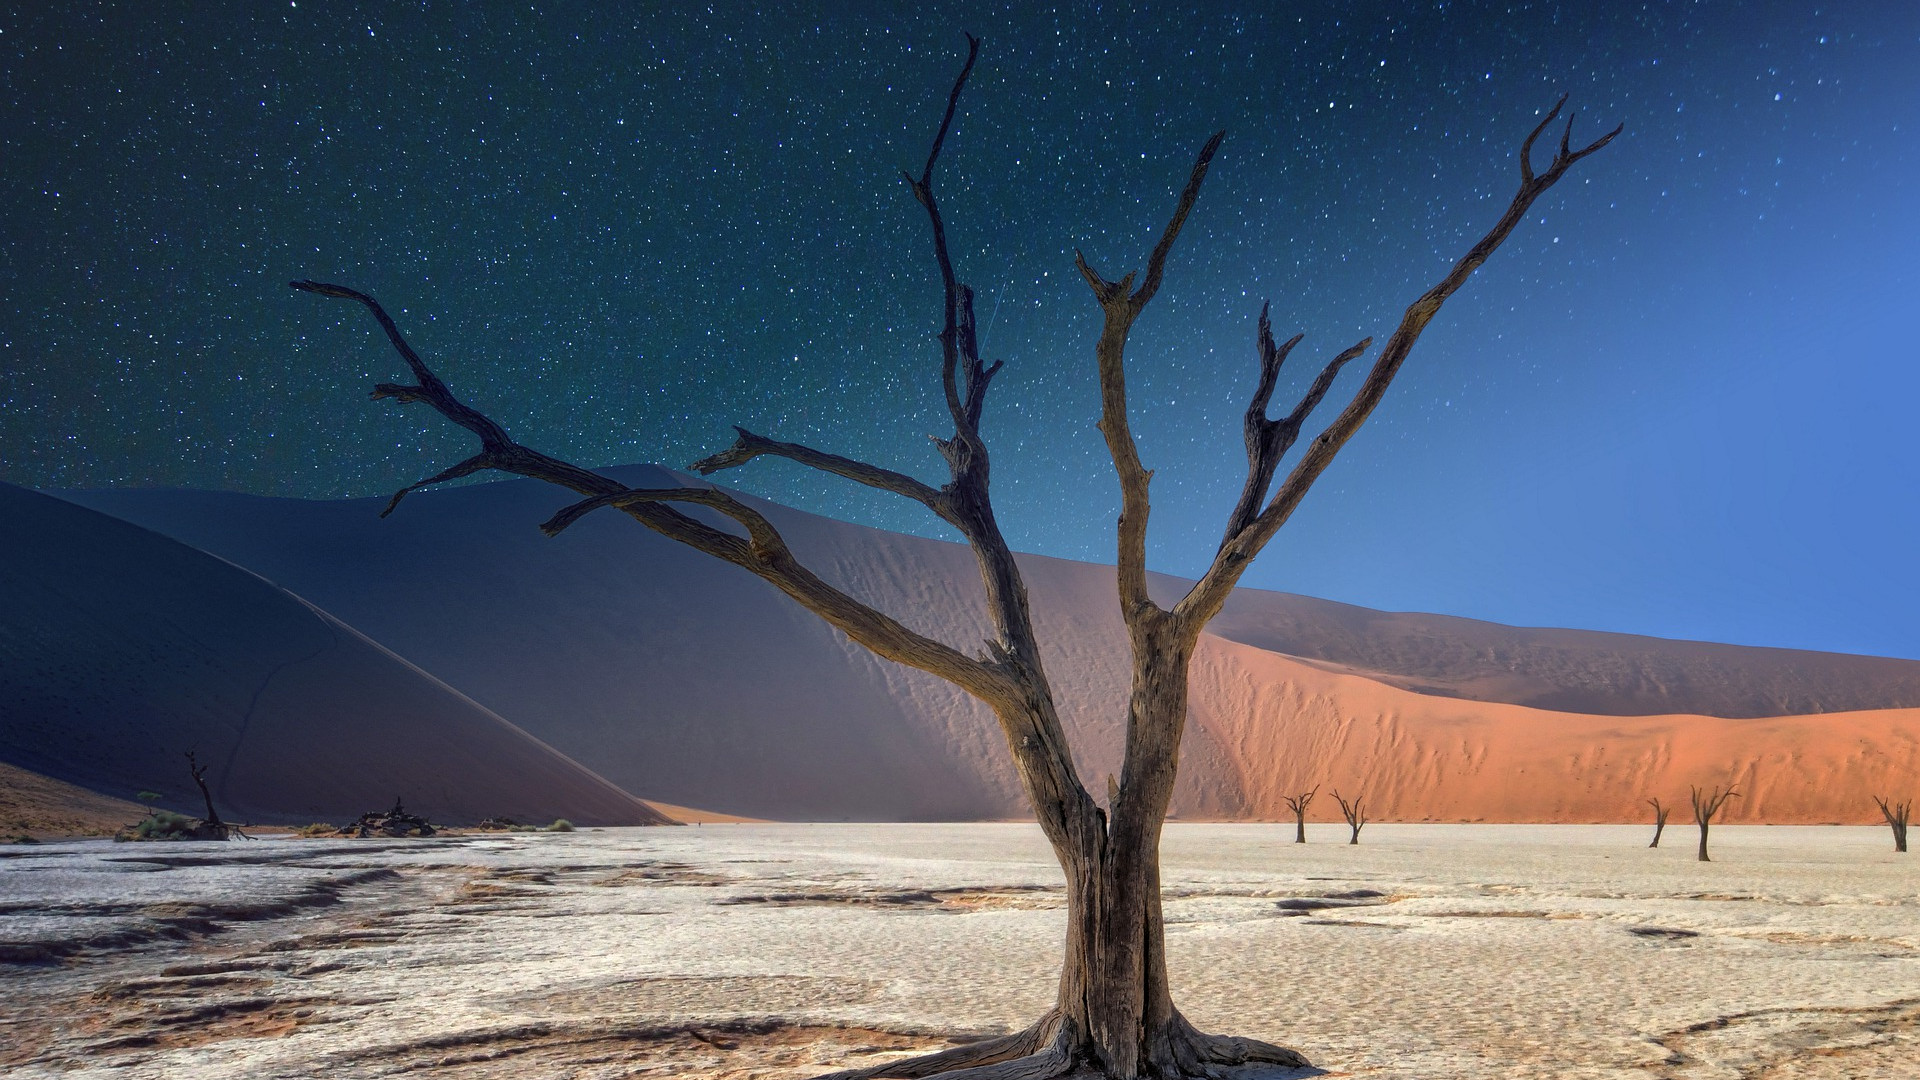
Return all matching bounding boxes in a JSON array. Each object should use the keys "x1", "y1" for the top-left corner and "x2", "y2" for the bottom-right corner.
[
  {"x1": 1331, "y1": 790, "x2": 1365, "y2": 845},
  {"x1": 1647, "y1": 797, "x2": 1669, "y2": 848},
  {"x1": 186, "y1": 751, "x2": 222, "y2": 827},
  {"x1": 1691, "y1": 784, "x2": 1738, "y2": 863},
  {"x1": 1873, "y1": 795, "x2": 1910, "y2": 853},
  {"x1": 295, "y1": 35, "x2": 1617, "y2": 1078},
  {"x1": 1282, "y1": 787, "x2": 1316, "y2": 844}
]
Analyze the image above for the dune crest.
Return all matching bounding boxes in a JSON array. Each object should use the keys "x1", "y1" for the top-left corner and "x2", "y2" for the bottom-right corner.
[{"x1": 1184, "y1": 632, "x2": 1920, "y2": 824}]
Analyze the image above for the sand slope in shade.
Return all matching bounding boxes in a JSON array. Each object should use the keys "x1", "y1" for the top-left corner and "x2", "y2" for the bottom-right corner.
[
  {"x1": 0, "y1": 483, "x2": 670, "y2": 826},
  {"x1": 58, "y1": 466, "x2": 1920, "y2": 824},
  {"x1": 1185, "y1": 632, "x2": 1920, "y2": 824}
]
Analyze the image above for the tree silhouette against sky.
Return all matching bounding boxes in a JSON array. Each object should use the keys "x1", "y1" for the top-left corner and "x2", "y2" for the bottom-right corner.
[{"x1": 297, "y1": 35, "x2": 1616, "y2": 1080}]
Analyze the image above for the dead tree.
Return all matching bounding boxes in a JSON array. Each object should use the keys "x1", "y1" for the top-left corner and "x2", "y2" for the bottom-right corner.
[
  {"x1": 184, "y1": 751, "x2": 235, "y2": 839},
  {"x1": 1331, "y1": 790, "x2": 1366, "y2": 845},
  {"x1": 294, "y1": 36, "x2": 1616, "y2": 1080},
  {"x1": 186, "y1": 751, "x2": 223, "y2": 828},
  {"x1": 1690, "y1": 784, "x2": 1739, "y2": 863},
  {"x1": 1282, "y1": 787, "x2": 1317, "y2": 844},
  {"x1": 1873, "y1": 795, "x2": 1910, "y2": 853},
  {"x1": 1647, "y1": 797, "x2": 1670, "y2": 848}
]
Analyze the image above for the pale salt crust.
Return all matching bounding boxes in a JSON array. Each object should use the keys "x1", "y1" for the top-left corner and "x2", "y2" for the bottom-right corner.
[{"x1": 3, "y1": 823, "x2": 1917, "y2": 1078}]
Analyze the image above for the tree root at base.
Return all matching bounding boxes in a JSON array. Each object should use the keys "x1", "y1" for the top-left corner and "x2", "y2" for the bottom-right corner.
[{"x1": 813, "y1": 1011, "x2": 1309, "y2": 1080}]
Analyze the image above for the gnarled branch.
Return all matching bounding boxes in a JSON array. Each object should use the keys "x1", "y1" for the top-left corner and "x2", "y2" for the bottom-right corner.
[
  {"x1": 291, "y1": 280, "x2": 1017, "y2": 707},
  {"x1": 1690, "y1": 782, "x2": 1739, "y2": 862},
  {"x1": 1282, "y1": 785, "x2": 1318, "y2": 844},
  {"x1": 1647, "y1": 797, "x2": 1671, "y2": 848},
  {"x1": 690, "y1": 426, "x2": 962, "y2": 530},
  {"x1": 1075, "y1": 133, "x2": 1226, "y2": 617},
  {"x1": 1175, "y1": 98, "x2": 1620, "y2": 633},
  {"x1": 901, "y1": 33, "x2": 986, "y2": 440},
  {"x1": 1873, "y1": 794, "x2": 1911, "y2": 853},
  {"x1": 1331, "y1": 789, "x2": 1366, "y2": 845},
  {"x1": 1221, "y1": 308, "x2": 1372, "y2": 543}
]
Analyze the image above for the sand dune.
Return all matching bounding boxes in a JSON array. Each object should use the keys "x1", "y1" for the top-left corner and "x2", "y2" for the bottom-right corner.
[
  {"x1": 54, "y1": 467, "x2": 1920, "y2": 824},
  {"x1": 0, "y1": 483, "x2": 670, "y2": 826},
  {"x1": 1183, "y1": 633, "x2": 1920, "y2": 824}
]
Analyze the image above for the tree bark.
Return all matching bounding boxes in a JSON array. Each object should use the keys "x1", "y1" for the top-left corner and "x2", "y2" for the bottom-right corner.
[
  {"x1": 1282, "y1": 788, "x2": 1315, "y2": 844},
  {"x1": 296, "y1": 38, "x2": 1618, "y2": 1079},
  {"x1": 1691, "y1": 785, "x2": 1738, "y2": 863},
  {"x1": 1873, "y1": 795, "x2": 1910, "y2": 853},
  {"x1": 1647, "y1": 798, "x2": 1669, "y2": 848},
  {"x1": 1332, "y1": 790, "x2": 1365, "y2": 845}
]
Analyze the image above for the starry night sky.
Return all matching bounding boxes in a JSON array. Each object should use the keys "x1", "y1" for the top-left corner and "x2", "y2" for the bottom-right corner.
[{"x1": 4, "y1": 2, "x2": 1919, "y2": 658}]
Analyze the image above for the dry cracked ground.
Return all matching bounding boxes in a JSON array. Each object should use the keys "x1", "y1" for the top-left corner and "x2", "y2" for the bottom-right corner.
[{"x1": 2, "y1": 823, "x2": 1917, "y2": 1079}]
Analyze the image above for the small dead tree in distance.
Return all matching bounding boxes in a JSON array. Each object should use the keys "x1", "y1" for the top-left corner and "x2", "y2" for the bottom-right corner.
[
  {"x1": 1691, "y1": 783, "x2": 1739, "y2": 863},
  {"x1": 294, "y1": 37, "x2": 1617, "y2": 1080},
  {"x1": 1282, "y1": 786, "x2": 1317, "y2": 844},
  {"x1": 1331, "y1": 789, "x2": 1367, "y2": 845},
  {"x1": 1647, "y1": 796, "x2": 1670, "y2": 848},
  {"x1": 186, "y1": 751, "x2": 224, "y2": 831},
  {"x1": 1873, "y1": 795, "x2": 1910, "y2": 853}
]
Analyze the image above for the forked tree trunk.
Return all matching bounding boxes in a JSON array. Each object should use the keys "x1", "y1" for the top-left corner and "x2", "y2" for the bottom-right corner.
[
  {"x1": 295, "y1": 35, "x2": 1617, "y2": 1078},
  {"x1": 896, "y1": 645, "x2": 1302, "y2": 1078},
  {"x1": 1282, "y1": 788, "x2": 1316, "y2": 844},
  {"x1": 1873, "y1": 795, "x2": 1910, "y2": 853},
  {"x1": 1648, "y1": 797, "x2": 1669, "y2": 848},
  {"x1": 1691, "y1": 784, "x2": 1738, "y2": 863}
]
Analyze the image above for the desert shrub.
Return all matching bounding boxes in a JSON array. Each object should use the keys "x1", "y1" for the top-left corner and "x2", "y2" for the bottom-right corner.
[
  {"x1": 546, "y1": 819, "x2": 575, "y2": 832},
  {"x1": 296, "y1": 823, "x2": 337, "y2": 837},
  {"x1": 129, "y1": 810, "x2": 196, "y2": 840}
]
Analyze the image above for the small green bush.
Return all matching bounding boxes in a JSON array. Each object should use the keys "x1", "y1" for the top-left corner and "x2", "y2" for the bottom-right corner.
[
  {"x1": 131, "y1": 810, "x2": 196, "y2": 839},
  {"x1": 296, "y1": 823, "x2": 337, "y2": 837},
  {"x1": 546, "y1": 819, "x2": 575, "y2": 832}
]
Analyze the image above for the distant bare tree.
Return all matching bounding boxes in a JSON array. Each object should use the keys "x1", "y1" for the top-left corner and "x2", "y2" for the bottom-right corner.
[
  {"x1": 185, "y1": 751, "x2": 227, "y2": 832},
  {"x1": 1331, "y1": 790, "x2": 1366, "y2": 845},
  {"x1": 1872, "y1": 795, "x2": 1910, "y2": 853},
  {"x1": 295, "y1": 36, "x2": 1617, "y2": 1079},
  {"x1": 1281, "y1": 787, "x2": 1317, "y2": 844},
  {"x1": 1690, "y1": 784, "x2": 1739, "y2": 862},
  {"x1": 1647, "y1": 797, "x2": 1670, "y2": 848}
]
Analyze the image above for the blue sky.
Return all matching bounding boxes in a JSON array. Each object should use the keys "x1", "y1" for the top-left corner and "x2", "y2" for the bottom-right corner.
[{"x1": 4, "y1": 2, "x2": 1918, "y2": 656}]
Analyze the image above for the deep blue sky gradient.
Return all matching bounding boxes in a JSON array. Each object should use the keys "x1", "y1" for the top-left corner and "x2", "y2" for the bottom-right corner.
[{"x1": 3, "y1": 2, "x2": 1918, "y2": 656}]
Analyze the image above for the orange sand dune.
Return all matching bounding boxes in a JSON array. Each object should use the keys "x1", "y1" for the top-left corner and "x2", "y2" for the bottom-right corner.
[{"x1": 1181, "y1": 633, "x2": 1920, "y2": 824}]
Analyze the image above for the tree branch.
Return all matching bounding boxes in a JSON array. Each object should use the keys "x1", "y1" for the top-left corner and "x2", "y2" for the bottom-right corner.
[
  {"x1": 1220, "y1": 309, "x2": 1371, "y2": 543},
  {"x1": 1077, "y1": 133, "x2": 1225, "y2": 616},
  {"x1": 690, "y1": 426, "x2": 962, "y2": 530},
  {"x1": 292, "y1": 280, "x2": 1018, "y2": 707},
  {"x1": 901, "y1": 33, "x2": 983, "y2": 439},
  {"x1": 889, "y1": 39, "x2": 1094, "y2": 833},
  {"x1": 1134, "y1": 131, "x2": 1224, "y2": 308},
  {"x1": 1175, "y1": 99, "x2": 1620, "y2": 632}
]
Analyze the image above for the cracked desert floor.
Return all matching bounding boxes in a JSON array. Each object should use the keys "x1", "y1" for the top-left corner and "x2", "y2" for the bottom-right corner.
[{"x1": 3, "y1": 823, "x2": 1917, "y2": 1079}]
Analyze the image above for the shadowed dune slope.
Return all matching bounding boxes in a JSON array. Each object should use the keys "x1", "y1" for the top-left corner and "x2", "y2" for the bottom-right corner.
[
  {"x1": 61, "y1": 466, "x2": 1920, "y2": 824},
  {"x1": 0, "y1": 483, "x2": 670, "y2": 826}
]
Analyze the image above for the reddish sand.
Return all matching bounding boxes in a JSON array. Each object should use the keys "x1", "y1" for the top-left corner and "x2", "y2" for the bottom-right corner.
[
  {"x1": 1181, "y1": 632, "x2": 1920, "y2": 824},
  {"x1": 0, "y1": 760, "x2": 152, "y2": 838}
]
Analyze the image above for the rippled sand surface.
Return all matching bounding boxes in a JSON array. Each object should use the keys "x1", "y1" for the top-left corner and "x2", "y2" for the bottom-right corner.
[{"x1": 3, "y1": 823, "x2": 1916, "y2": 1078}]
